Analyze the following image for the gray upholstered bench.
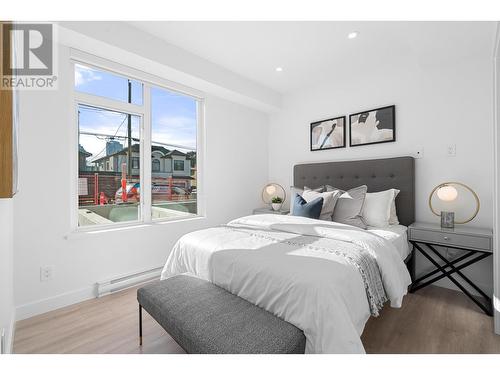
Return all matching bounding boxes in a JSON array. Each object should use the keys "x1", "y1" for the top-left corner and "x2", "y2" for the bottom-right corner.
[{"x1": 137, "y1": 275, "x2": 306, "y2": 354}]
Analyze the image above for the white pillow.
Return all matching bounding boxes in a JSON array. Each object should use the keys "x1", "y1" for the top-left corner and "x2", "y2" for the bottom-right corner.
[
  {"x1": 362, "y1": 189, "x2": 398, "y2": 228},
  {"x1": 389, "y1": 189, "x2": 400, "y2": 225},
  {"x1": 290, "y1": 185, "x2": 322, "y2": 198},
  {"x1": 301, "y1": 189, "x2": 340, "y2": 221}
]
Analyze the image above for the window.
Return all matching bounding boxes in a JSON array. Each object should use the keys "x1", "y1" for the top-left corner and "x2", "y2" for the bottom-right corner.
[
  {"x1": 173, "y1": 160, "x2": 184, "y2": 171},
  {"x1": 132, "y1": 157, "x2": 139, "y2": 169},
  {"x1": 78, "y1": 104, "x2": 141, "y2": 224},
  {"x1": 75, "y1": 61, "x2": 201, "y2": 228},
  {"x1": 151, "y1": 86, "x2": 197, "y2": 216},
  {"x1": 152, "y1": 159, "x2": 160, "y2": 172},
  {"x1": 75, "y1": 64, "x2": 143, "y2": 105}
]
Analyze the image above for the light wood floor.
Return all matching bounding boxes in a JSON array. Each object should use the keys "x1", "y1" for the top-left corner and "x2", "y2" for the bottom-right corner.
[
  {"x1": 13, "y1": 284, "x2": 500, "y2": 354},
  {"x1": 361, "y1": 285, "x2": 500, "y2": 354}
]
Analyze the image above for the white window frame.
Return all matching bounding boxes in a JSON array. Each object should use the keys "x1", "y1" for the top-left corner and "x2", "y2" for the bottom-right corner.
[{"x1": 70, "y1": 50, "x2": 205, "y2": 232}]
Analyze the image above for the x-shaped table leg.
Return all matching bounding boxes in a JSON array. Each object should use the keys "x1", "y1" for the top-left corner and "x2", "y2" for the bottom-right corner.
[{"x1": 409, "y1": 241, "x2": 493, "y2": 316}]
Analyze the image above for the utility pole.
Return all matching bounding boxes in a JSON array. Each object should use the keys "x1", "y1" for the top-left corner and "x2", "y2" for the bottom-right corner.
[{"x1": 127, "y1": 80, "x2": 132, "y2": 178}]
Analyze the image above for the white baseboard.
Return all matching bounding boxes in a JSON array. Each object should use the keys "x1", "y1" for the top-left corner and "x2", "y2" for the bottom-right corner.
[
  {"x1": 433, "y1": 278, "x2": 494, "y2": 298},
  {"x1": 1, "y1": 308, "x2": 16, "y2": 354},
  {"x1": 494, "y1": 295, "x2": 500, "y2": 334},
  {"x1": 15, "y1": 286, "x2": 95, "y2": 321},
  {"x1": 8, "y1": 308, "x2": 15, "y2": 354},
  {"x1": 15, "y1": 266, "x2": 163, "y2": 321}
]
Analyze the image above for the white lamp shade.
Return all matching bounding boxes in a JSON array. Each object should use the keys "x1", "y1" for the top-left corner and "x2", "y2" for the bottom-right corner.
[
  {"x1": 437, "y1": 185, "x2": 458, "y2": 202},
  {"x1": 265, "y1": 185, "x2": 277, "y2": 195}
]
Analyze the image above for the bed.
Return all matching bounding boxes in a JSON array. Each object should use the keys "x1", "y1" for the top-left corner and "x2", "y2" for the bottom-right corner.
[{"x1": 161, "y1": 156, "x2": 415, "y2": 353}]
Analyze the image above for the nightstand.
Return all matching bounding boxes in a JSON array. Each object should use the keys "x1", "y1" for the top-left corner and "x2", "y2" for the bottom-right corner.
[
  {"x1": 408, "y1": 222, "x2": 493, "y2": 315},
  {"x1": 252, "y1": 207, "x2": 290, "y2": 215}
]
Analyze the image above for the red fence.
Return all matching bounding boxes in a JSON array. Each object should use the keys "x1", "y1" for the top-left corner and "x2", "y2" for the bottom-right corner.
[{"x1": 78, "y1": 171, "x2": 193, "y2": 206}]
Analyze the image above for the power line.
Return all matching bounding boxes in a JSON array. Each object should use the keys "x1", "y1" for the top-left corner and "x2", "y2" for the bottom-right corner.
[
  {"x1": 86, "y1": 114, "x2": 129, "y2": 162},
  {"x1": 80, "y1": 131, "x2": 196, "y2": 151},
  {"x1": 79, "y1": 105, "x2": 126, "y2": 116},
  {"x1": 79, "y1": 105, "x2": 196, "y2": 166}
]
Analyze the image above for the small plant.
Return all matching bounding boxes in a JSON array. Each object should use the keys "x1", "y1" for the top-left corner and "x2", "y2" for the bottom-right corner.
[{"x1": 271, "y1": 196, "x2": 283, "y2": 204}]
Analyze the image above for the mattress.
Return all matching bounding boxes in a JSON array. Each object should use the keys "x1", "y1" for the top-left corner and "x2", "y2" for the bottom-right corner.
[
  {"x1": 162, "y1": 214, "x2": 412, "y2": 353},
  {"x1": 367, "y1": 224, "x2": 410, "y2": 260}
]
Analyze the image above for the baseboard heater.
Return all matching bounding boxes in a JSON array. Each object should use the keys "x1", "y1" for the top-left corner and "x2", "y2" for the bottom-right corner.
[{"x1": 96, "y1": 266, "x2": 163, "y2": 298}]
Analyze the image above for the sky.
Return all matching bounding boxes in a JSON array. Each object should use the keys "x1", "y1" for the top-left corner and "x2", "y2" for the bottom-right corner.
[{"x1": 76, "y1": 64, "x2": 197, "y2": 163}]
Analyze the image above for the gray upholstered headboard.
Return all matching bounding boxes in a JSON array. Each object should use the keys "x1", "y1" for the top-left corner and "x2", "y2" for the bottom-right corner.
[{"x1": 293, "y1": 156, "x2": 415, "y2": 226}]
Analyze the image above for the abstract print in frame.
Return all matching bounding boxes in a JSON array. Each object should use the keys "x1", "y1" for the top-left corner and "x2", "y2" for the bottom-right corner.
[
  {"x1": 349, "y1": 105, "x2": 395, "y2": 147},
  {"x1": 310, "y1": 116, "x2": 346, "y2": 151}
]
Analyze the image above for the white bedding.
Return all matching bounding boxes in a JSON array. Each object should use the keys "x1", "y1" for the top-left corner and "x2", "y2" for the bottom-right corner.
[
  {"x1": 367, "y1": 224, "x2": 410, "y2": 260},
  {"x1": 161, "y1": 214, "x2": 411, "y2": 353}
]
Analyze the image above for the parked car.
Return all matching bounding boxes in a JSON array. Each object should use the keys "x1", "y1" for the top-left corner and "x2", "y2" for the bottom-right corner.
[
  {"x1": 115, "y1": 182, "x2": 141, "y2": 204},
  {"x1": 115, "y1": 183, "x2": 189, "y2": 204}
]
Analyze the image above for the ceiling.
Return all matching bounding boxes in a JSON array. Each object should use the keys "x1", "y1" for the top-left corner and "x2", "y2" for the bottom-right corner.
[{"x1": 130, "y1": 21, "x2": 498, "y2": 94}]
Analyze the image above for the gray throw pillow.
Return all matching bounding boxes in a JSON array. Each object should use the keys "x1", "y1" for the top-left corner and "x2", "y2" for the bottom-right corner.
[{"x1": 325, "y1": 185, "x2": 368, "y2": 229}]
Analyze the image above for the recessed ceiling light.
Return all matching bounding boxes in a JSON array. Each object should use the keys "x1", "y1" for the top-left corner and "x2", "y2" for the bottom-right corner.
[
  {"x1": 348, "y1": 31, "x2": 358, "y2": 39},
  {"x1": 275, "y1": 67, "x2": 283, "y2": 72}
]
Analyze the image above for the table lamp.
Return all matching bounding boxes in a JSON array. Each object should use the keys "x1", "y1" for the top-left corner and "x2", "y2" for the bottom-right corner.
[{"x1": 429, "y1": 182, "x2": 480, "y2": 228}]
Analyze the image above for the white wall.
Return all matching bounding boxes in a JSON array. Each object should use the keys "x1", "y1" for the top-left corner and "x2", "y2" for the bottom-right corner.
[
  {"x1": 269, "y1": 58, "x2": 495, "y2": 295},
  {"x1": 0, "y1": 198, "x2": 15, "y2": 353},
  {"x1": 13, "y1": 44, "x2": 269, "y2": 319}
]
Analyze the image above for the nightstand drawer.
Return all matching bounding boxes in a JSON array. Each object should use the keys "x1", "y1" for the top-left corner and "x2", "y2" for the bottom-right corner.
[{"x1": 409, "y1": 228, "x2": 491, "y2": 251}]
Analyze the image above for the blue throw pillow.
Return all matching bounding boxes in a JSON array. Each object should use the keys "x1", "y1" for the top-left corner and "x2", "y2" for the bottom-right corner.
[{"x1": 291, "y1": 193, "x2": 324, "y2": 219}]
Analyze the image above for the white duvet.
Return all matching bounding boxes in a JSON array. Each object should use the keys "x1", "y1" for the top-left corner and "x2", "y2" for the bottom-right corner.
[{"x1": 161, "y1": 214, "x2": 411, "y2": 353}]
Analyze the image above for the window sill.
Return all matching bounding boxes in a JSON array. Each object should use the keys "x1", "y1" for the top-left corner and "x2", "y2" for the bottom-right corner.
[{"x1": 64, "y1": 215, "x2": 206, "y2": 240}]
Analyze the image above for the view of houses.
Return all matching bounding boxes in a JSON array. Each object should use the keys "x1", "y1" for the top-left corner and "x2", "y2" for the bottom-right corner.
[{"x1": 78, "y1": 140, "x2": 196, "y2": 207}]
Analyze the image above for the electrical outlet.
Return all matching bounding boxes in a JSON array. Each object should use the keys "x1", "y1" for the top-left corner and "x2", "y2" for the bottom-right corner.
[
  {"x1": 40, "y1": 265, "x2": 54, "y2": 282},
  {"x1": 415, "y1": 147, "x2": 424, "y2": 159},
  {"x1": 447, "y1": 144, "x2": 456, "y2": 157}
]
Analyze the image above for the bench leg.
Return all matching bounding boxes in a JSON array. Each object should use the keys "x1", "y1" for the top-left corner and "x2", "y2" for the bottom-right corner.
[{"x1": 139, "y1": 304, "x2": 143, "y2": 346}]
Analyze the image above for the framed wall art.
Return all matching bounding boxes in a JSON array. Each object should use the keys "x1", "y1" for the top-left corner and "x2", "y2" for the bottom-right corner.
[
  {"x1": 349, "y1": 105, "x2": 395, "y2": 147},
  {"x1": 310, "y1": 116, "x2": 346, "y2": 151}
]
